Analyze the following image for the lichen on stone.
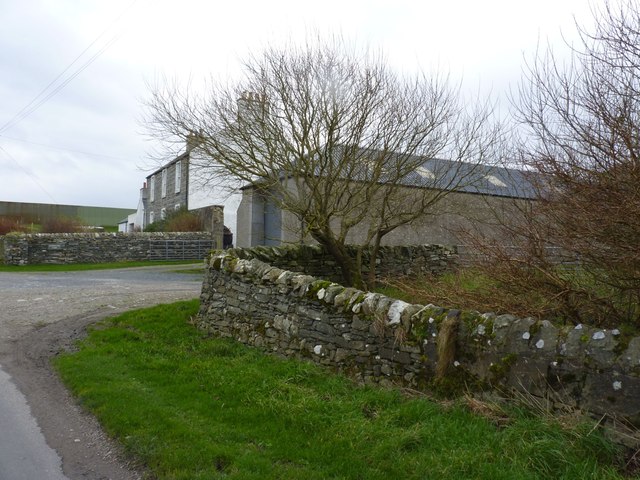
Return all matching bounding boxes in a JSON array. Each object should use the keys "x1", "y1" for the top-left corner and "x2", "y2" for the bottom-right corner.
[{"x1": 387, "y1": 300, "x2": 410, "y2": 326}]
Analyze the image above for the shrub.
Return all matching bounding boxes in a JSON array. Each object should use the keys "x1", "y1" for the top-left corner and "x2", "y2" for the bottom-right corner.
[
  {"x1": 41, "y1": 216, "x2": 82, "y2": 233},
  {"x1": 472, "y1": 2, "x2": 640, "y2": 328},
  {"x1": 378, "y1": 269, "x2": 629, "y2": 327},
  {"x1": 146, "y1": 208, "x2": 203, "y2": 232},
  {"x1": 142, "y1": 218, "x2": 166, "y2": 232},
  {"x1": 0, "y1": 216, "x2": 29, "y2": 235},
  {"x1": 165, "y1": 208, "x2": 203, "y2": 232}
]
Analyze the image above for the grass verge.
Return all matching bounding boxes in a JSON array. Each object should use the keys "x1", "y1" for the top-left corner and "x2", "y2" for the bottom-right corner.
[
  {"x1": 54, "y1": 300, "x2": 624, "y2": 480},
  {"x1": 0, "y1": 260, "x2": 202, "y2": 273}
]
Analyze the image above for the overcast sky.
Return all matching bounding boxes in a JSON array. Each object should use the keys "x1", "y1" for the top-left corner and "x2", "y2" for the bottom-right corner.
[{"x1": 0, "y1": 0, "x2": 594, "y2": 209}]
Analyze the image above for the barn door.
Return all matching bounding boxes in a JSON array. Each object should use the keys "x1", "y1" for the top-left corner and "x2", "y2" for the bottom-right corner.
[{"x1": 263, "y1": 197, "x2": 281, "y2": 246}]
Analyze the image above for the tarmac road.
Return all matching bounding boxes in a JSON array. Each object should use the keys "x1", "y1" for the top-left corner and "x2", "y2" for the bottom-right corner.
[
  {"x1": 0, "y1": 265, "x2": 204, "y2": 480},
  {"x1": 0, "y1": 366, "x2": 68, "y2": 480}
]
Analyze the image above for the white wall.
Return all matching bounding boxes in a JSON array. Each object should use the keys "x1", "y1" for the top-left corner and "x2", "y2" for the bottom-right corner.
[{"x1": 187, "y1": 156, "x2": 242, "y2": 235}]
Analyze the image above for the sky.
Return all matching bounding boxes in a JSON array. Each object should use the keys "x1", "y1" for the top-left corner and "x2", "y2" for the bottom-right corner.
[{"x1": 0, "y1": 0, "x2": 595, "y2": 210}]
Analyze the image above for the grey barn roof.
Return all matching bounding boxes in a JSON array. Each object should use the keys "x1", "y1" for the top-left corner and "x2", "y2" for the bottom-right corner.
[
  {"x1": 338, "y1": 146, "x2": 539, "y2": 200},
  {"x1": 399, "y1": 156, "x2": 538, "y2": 199},
  {"x1": 213, "y1": 142, "x2": 541, "y2": 200}
]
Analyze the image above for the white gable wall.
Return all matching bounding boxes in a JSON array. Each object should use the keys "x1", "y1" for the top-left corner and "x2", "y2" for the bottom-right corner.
[{"x1": 187, "y1": 154, "x2": 242, "y2": 236}]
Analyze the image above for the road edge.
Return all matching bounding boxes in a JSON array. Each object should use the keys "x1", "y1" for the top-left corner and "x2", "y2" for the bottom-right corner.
[{"x1": 0, "y1": 308, "x2": 145, "y2": 480}]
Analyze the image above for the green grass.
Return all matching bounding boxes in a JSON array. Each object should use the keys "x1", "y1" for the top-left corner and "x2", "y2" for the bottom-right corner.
[
  {"x1": 0, "y1": 260, "x2": 203, "y2": 272},
  {"x1": 54, "y1": 300, "x2": 624, "y2": 480},
  {"x1": 170, "y1": 266, "x2": 206, "y2": 275}
]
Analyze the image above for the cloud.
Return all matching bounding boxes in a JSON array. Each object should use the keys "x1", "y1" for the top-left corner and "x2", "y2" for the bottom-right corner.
[{"x1": 0, "y1": 0, "x2": 594, "y2": 211}]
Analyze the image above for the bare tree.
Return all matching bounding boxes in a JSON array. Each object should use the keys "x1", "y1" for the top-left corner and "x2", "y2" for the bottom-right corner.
[
  {"x1": 469, "y1": 1, "x2": 640, "y2": 325},
  {"x1": 145, "y1": 40, "x2": 500, "y2": 289}
]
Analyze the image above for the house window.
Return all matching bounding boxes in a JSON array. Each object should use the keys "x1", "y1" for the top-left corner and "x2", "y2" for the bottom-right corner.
[
  {"x1": 149, "y1": 211, "x2": 155, "y2": 224},
  {"x1": 175, "y1": 161, "x2": 181, "y2": 193},
  {"x1": 161, "y1": 208, "x2": 167, "y2": 220},
  {"x1": 150, "y1": 176, "x2": 155, "y2": 202},
  {"x1": 161, "y1": 169, "x2": 167, "y2": 198}
]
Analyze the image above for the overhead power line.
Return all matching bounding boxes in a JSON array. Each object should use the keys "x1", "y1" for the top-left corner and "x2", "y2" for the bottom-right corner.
[
  {"x1": 0, "y1": 135, "x2": 132, "y2": 162},
  {"x1": 0, "y1": 146, "x2": 57, "y2": 203},
  {"x1": 0, "y1": 0, "x2": 138, "y2": 134},
  {"x1": 0, "y1": 36, "x2": 122, "y2": 134}
]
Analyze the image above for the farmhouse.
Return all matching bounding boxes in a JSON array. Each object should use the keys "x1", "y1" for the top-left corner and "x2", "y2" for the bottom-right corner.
[
  {"x1": 131, "y1": 138, "x2": 536, "y2": 250},
  {"x1": 123, "y1": 137, "x2": 240, "y2": 241},
  {"x1": 133, "y1": 92, "x2": 537, "y2": 249}
]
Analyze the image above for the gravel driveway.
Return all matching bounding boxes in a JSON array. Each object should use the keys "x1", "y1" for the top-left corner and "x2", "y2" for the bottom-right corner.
[{"x1": 0, "y1": 265, "x2": 204, "y2": 480}]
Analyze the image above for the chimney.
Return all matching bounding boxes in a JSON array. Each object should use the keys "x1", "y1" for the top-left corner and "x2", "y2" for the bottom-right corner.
[
  {"x1": 186, "y1": 130, "x2": 204, "y2": 153},
  {"x1": 237, "y1": 91, "x2": 268, "y2": 124}
]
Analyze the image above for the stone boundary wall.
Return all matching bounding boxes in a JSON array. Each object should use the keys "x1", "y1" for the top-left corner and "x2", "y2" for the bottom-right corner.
[
  {"x1": 3, "y1": 232, "x2": 217, "y2": 265},
  {"x1": 224, "y1": 244, "x2": 457, "y2": 282},
  {"x1": 198, "y1": 248, "x2": 640, "y2": 424}
]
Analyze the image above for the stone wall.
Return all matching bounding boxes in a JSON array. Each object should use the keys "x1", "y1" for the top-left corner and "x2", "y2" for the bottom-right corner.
[
  {"x1": 224, "y1": 243, "x2": 457, "y2": 283},
  {"x1": 3, "y1": 232, "x2": 217, "y2": 265},
  {"x1": 197, "y1": 248, "x2": 640, "y2": 424}
]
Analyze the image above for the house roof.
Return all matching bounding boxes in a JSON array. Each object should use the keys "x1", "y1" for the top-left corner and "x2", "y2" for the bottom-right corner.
[
  {"x1": 397, "y1": 156, "x2": 538, "y2": 199},
  {"x1": 146, "y1": 151, "x2": 189, "y2": 179},
  {"x1": 240, "y1": 148, "x2": 539, "y2": 200},
  {"x1": 333, "y1": 145, "x2": 538, "y2": 199},
  {"x1": 163, "y1": 137, "x2": 539, "y2": 200}
]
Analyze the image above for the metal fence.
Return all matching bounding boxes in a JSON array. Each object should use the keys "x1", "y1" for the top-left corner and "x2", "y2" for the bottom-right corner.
[{"x1": 147, "y1": 239, "x2": 216, "y2": 261}]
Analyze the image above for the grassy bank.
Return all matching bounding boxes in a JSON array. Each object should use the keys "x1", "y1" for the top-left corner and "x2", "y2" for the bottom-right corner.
[
  {"x1": 0, "y1": 260, "x2": 202, "y2": 273},
  {"x1": 54, "y1": 300, "x2": 624, "y2": 480}
]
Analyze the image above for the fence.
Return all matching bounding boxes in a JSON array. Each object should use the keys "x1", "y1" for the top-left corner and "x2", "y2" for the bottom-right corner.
[{"x1": 147, "y1": 239, "x2": 216, "y2": 261}]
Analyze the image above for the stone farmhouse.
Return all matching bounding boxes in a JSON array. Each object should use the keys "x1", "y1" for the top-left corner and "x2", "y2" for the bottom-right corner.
[
  {"x1": 121, "y1": 139, "x2": 240, "y2": 242},
  {"x1": 126, "y1": 94, "x2": 537, "y2": 250},
  {"x1": 127, "y1": 139, "x2": 535, "y2": 252},
  {"x1": 145, "y1": 150, "x2": 189, "y2": 227}
]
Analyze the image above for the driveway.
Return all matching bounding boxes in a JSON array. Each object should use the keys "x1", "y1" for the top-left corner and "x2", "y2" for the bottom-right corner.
[{"x1": 0, "y1": 265, "x2": 204, "y2": 480}]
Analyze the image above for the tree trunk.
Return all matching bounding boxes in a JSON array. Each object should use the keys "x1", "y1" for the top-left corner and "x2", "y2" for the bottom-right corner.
[
  {"x1": 355, "y1": 245, "x2": 367, "y2": 291},
  {"x1": 366, "y1": 232, "x2": 384, "y2": 288},
  {"x1": 310, "y1": 228, "x2": 364, "y2": 289}
]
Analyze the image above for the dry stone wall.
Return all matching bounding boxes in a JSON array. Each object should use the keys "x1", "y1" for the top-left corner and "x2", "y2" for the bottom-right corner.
[
  {"x1": 3, "y1": 232, "x2": 217, "y2": 265},
  {"x1": 198, "y1": 247, "x2": 640, "y2": 424},
  {"x1": 224, "y1": 243, "x2": 457, "y2": 282}
]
